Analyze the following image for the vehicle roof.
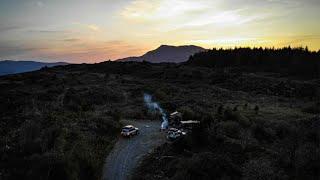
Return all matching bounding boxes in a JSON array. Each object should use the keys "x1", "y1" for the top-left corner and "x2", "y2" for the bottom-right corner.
[
  {"x1": 180, "y1": 120, "x2": 200, "y2": 124},
  {"x1": 168, "y1": 128, "x2": 180, "y2": 132},
  {"x1": 123, "y1": 125, "x2": 135, "y2": 128},
  {"x1": 170, "y1": 111, "x2": 183, "y2": 117},
  {"x1": 170, "y1": 111, "x2": 179, "y2": 116}
]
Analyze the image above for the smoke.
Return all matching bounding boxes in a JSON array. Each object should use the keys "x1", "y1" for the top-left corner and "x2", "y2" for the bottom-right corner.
[{"x1": 143, "y1": 93, "x2": 168, "y2": 129}]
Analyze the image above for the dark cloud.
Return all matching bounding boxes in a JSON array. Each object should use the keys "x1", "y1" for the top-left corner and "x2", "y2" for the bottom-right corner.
[
  {"x1": 0, "y1": 25, "x2": 22, "y2": 32},
  {"x1": 27, "y1": 30, "x2": 69, "y2": 34},
  {"x1": 63, "y1": 38, "x2": 81, "y2": 42},
  {"x1": 0, "y1": 43, "x2": 47, "y2": 58}
]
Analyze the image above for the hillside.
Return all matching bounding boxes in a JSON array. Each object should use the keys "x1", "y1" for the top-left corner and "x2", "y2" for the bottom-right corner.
[
  {"x1": 0, "y1": 60, "x2": 68, "y2": 76},
  {"x1": 117, "y1": 45, "x2": 205, "y2": 63},
  {"x1": 0, "y1": 49, "x2": 319, "y2": 180}
]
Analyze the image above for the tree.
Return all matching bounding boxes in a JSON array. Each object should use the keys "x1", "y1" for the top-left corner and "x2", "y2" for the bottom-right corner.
[
  {"x1": 254, "y1": 105, "x2": 259, "y2": 114},
  {"x1": 217, "y1": 105, "x2": 224, "y2": 115}
]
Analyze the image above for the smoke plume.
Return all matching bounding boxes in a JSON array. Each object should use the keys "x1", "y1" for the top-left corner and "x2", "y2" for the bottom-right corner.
[{"x1": 143, "y1": 93, "x2": 168, "y2": 129}]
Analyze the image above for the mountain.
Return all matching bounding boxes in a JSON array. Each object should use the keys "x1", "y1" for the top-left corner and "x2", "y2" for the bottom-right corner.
[
  {"x1": 0, "y1": 60, "x2": 68, "y2": 76},
  {"x1": 117, "y1": 45, "x2": 206, "y2": 63}
]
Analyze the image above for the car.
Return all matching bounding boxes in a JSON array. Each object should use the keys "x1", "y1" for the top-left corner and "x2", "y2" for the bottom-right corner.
[
  {"x1": 166, "y1": 128, "x2": 186, "y2": 141},
  {"x1": 121, "y1": 125, "x2": 139, "y2": 137}
]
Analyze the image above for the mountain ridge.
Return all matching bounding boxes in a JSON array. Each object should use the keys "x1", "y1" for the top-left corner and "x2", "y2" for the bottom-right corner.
[
  {"x1": 116, "y1": 45, "x2": 206, "y2": 63},
  {"x1": 0, "y1": 60, "x2": 68, "y2": 76}
]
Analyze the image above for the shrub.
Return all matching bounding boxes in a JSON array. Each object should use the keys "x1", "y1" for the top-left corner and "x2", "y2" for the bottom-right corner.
[
  {"x1": 274, "y1": 120, "x2": 294, "y2": 139},
  {"x1": 252, "y1": 124, "x2": 276, "y2": 143},
  {"x1": 254, "y1": 105, "x2": 260, "y2": 114},
  {"x1": 19, "y1": 120, "x2": 42, "y2": 154},
  {"x1": 294, "y1": 143, "x2": 320, "y2": 179},
  {"x1": 201, "y1": 113, "x2": 214, "y2": 128},
  {"x1": 111, "y1": 109, "x2": 122, "y2": 122},
  {"x1": 223, "y1": 109, "x2": 251, "y2": 127},
  {"x1": 242, "y1": 158, "x2": 280, "y2": 180},
  {"x1": 172, "y1": 152, "x2": 241, "y2": 180},
  {"x1": 154, "y1": 89, "x2": 168, "y2": 101},
  {"x1": 302, "y1": 103, "x2": 320, "y2": 114},
  {"x1": 223, "y1": 108, "x2": 234, "y2": 120},
  {"x1": 217, "y1": 121, "x2": 241, "y2": 139},
  {"x1": 217, "y1": 105, "x2": 224, "y2": 115},
  {"x1": 93, "y1": 117, "x2": 121, "y2": 136},
  {"x1": 178, "y1": 106, "x2": 196, "y2": 120}
]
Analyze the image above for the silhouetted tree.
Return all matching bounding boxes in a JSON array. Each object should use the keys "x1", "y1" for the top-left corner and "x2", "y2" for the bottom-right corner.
[
  {"x1": 244, "y1": 103, "x2": 248, "y2": 110},
  {"x1": 254, "y1": 105, "x2": 259, "y2": 114},
  {"x1": 217, "y1": 105, "x2": 224, "y2": 115},
  {"x1": 233, "y1": 105, "x2": 239, "y2": 112},
  {"x1": 187, "y1": 47, "x2": 320, "y2": 79}
]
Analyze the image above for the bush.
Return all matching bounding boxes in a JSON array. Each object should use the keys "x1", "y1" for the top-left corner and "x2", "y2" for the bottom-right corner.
[
  {"x1": 172, "y1": 152, "x2": 241, "y2": 180},
  {"x1": 19, "y1": 120, "x2": 42, "y2": 154},
  {"x1": 217, "y1": 105, "x2": 224, "y2": 115},
  {"x1": 252, "y1": 123, "x2": 276, "y2": 143},
  {"x1": 217, "y1": 121, "x2": 241, "y2": 139},
  {"x1": 178, "y1": 106, "x2": 196, "y2": 120},
  {"x1": 274, "y1": 120, "x2": 294, "y2": 139},
  {"x1": 254, "y1": 105, "x2": 260, "y2": 114},
  {"x1": 63, "y1": 87, "x2": 125, "y2": 111},
  {"x1": 154, "y1": 89, "x2": 168, "y2": 101},
  {"x1": 111, "y1": 109, "x2": 122, "y2": 122},
  {"x1": 223, "y1": 109, "x2": 251, "y2": 127},
  {"x1": 302, "y1": 103, "x2": 320, "y2": 114},
  {"x1": 294, "y1": 143, "x2": 320, "y2": 179},
  {"x1": 242, "y1": 158, "x2": 281, "y2": 180},
  {"x1": 93, "y1": 117, "x2": 121, "y2": 136}
]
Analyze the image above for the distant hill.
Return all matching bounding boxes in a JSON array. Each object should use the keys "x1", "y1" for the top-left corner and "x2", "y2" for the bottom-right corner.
[
  {"x1": 0, "y1": 60, "x2": 68, "y2": 76},
  {"x1": 117, "y1": 45, "x2": 206, "y2": 63}
]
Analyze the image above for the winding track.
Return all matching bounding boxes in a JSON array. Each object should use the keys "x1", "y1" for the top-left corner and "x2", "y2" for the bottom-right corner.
[{"x1": 102, "y1": 120, "x2": 166, "y2": 180}]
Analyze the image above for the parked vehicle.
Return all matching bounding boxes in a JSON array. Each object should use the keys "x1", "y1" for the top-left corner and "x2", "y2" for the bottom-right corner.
[
  {"x1": 167, "y1": 128, "x2": 186, "y2": 141},
  {"x1": 121, "y1": 125, "x2": 139, "y2": 137}
]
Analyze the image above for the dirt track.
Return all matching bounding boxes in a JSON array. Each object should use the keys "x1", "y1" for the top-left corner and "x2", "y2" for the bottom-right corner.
[{"x1": 102, "y1": 120, "x2": 166, "y2": 180}]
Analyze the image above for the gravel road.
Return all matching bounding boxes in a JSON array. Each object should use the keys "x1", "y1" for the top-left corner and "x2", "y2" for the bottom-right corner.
[{"x1": 102, "y1": 120, "x2": 166, "y2": 180}]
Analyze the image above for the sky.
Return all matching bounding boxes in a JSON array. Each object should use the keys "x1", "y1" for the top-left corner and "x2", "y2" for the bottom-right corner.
[{"x1": 0, "y1": 0, "x2": 319, "y2": 63}]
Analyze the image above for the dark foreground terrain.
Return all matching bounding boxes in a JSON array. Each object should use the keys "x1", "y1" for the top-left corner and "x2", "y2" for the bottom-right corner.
[{"x1": 1, "y1": 48, "x2": 319, "y2": 180}]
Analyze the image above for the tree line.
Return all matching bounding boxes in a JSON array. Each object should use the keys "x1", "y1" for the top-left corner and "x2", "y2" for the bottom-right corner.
[{"x1": 187, "y1": 47, "x2": 320, "y2": 79}]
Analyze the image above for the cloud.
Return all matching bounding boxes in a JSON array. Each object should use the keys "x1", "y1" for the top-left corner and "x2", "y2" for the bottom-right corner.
[
  {"x1": 39, "y1": 40, "x2": 148, "y2": 63},
  {"x1": 190, "y1": 37, "x2": 257, "y2": 44},
  {"x1": 36, "y1": 1, "x2": 44, "y2": 7},
  {"x1": 28, "y1": 30, "x2": 70, "y2": 34},
  {"x1": 121, "y1": 0, "x2": 209, "y2": 21},
  {"x1": 87, "y1": 24, "x2": 101, "y2": 32},
  {"x1": 0, "y1": 42, "x2": 48, "y2": 58},
  {"x1": 72, "y1": 22, "x2": 102, "y2": 32},
  {"x1": 63, "y1": 38, "x2": 81, "y2": 42},
  {"x1": 0, "y1": 39, "x2": 149, "y2": 63},
  {"x1": 180, "y1": 8, "x2": 263, "y2": 28},
  {"x1": 119, "y1": 0, "x2": 272, "y2": 32},
  {"x1": 0, "y1": 25, "x2": 22, "y2": 32}
]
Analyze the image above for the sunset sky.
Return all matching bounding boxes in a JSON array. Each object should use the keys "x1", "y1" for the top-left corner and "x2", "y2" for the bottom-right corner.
[{"x1": 0, "y1": 0, "x2": 319, "y2": 63}]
